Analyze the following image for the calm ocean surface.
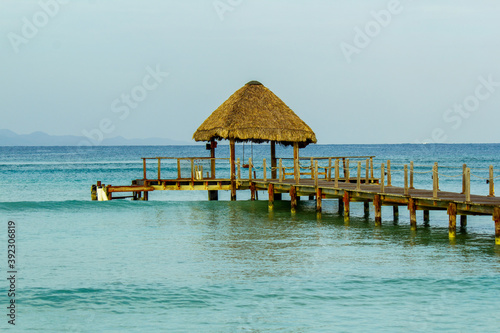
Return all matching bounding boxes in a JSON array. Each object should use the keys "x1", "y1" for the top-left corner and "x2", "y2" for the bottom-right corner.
[{"x1": 1, "y1": 144, "x2": 500, "y2": 332}]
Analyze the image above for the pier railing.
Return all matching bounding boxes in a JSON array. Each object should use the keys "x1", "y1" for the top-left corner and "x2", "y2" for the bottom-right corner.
[
  {"x1": 363, "y1": 160, "x2": 499, "y2": 200},
  {"x1": 140, "y1": 156, "x2": 499, "y2": 198},
  {"x1": 141, "y1": 155, "x2": 376, "y2": 182},
  {"x1": 141, "y1": 157, "x2": 231, "y2": 181}
]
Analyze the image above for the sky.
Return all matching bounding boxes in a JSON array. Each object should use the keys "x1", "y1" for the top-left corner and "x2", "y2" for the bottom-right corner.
[{"x1": 1, "y1": 0, "x2": 500, "y2": 144}]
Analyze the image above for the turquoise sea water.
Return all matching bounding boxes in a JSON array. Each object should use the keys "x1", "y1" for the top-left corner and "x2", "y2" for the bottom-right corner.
[{"x1": 1, "y1": 144, "x2": 500, "y2": 332}]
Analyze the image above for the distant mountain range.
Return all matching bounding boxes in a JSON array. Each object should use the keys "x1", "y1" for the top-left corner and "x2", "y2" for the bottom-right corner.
[{"x1": 0, "y1": 129, "x2": 193, "y2": 146}]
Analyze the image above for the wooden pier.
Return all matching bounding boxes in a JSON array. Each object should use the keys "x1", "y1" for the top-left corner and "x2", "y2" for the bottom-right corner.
[
  {"x1": 93, "y1": 156, "x2": 500, "y2": 245},
  {"x1": 91, "y1": 81, "x2": 500, "y2": 244}
]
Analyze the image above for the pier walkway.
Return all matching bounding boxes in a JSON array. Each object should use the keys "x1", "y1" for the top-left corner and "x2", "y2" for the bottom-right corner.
[{"x1": 92, "y1": 155, "x2": 500, "y2": 244}]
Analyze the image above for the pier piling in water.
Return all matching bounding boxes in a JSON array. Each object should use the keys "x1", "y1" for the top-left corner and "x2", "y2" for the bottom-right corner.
[
  {"x1": 374, "y1": 195, "x2": 381, "y2": 226},
  {"x1": 494, "y1": 207, "x2": 500, "y2": 245},
  {"x1": 409, "y1": 198, "x2": 417, "y2": 231},
  {"x1": 423, "y1": 210, "x2": 430, "y2": 226},
  {"x1": 290, "y1": 186, "x2": 297, "y2": 214},
  {"x1": 448, "y1": 203, "x2": 457, "y2": 239},
  {"x1": 393, "y1": 205, "x2": 399, "y2": 222},
  {"x1": 338, "y1": 198, "x2": 344, "y2": 214},
  {"x1": 460, "y1": 215, "x2": 467, "y2": 230},
  {"x1": 343, "y1": 191, "x2": 350, "y2": 223},
  {"x1": 208, "y1": 190, "x2": 218, "y2": 201},
  {"x1": 268, "y1": 183, "x2": 274, "y2": 211},
  {"x1": 316, "y1": 188, "x2": 322, "y2": 213},
  {"x1": 250, "y1": 182, "x2": 256, "y2": 201}
]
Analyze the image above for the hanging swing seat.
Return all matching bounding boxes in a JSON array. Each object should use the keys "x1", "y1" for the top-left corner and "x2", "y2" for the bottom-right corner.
[{"x1": 242, "y1": 142, "x2": 252, "y2": 168}]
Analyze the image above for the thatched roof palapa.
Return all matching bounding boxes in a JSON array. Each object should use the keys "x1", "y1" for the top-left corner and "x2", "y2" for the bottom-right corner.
[{"x1": 193, "y1": 81, "x2": 317, "y2": 147}]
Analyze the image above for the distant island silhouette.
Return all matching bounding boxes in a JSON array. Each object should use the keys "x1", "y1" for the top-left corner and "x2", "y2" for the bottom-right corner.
[{"x1": 0, "y1": 129, "x2": 192, "y2": 146}]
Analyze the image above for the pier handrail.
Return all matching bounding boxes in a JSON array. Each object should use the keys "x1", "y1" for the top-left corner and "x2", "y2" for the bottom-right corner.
[
  {"x1": 142, "y1": 157, "x2": 231, "y2": 181},
  {"x1": 142, "y1": 155, "x2": 377, "y2": 183},
  {"x1": 372, "y1": 160, "x2": 499, "y2": 199},
  {"x1": 141, "y1": 157, "x2": 230, "y2": 160},
  {"x1": 280, "y1": 155, "x2": 375, "y2": 160},
  {"x1": 140, "y1": 155, "x2": 499, "y2": 198}
]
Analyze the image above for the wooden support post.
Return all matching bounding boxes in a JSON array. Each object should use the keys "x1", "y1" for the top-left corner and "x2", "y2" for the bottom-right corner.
[
  {"x1": 342, "y1": 158, "x2": 346, "y2": 179},
  {"x1": 356, "y1": 161, "x2": 361, "y2": 190},
  {"x1": 460, "y1": 215, "x2": 467, "y2": 230},
  {"x1": 263, "y1": 159, "x2": 267, "y2": 181},
  {"x1": 143, "y1": 158, "x2": 147, "y2": 180},
  {"x1": 210, "y1": 140, "x2": 216, "y2": 179},
  {"x1": 250, "y1": 182, "x2": 256, "y2": 201},
  {"x1": 408, "y1": 198, "x2": 417, "y2": 230},
  {"x1": 271, "y1": 141, "x2": 277, "y2": 179},
  {"x1": 237, "y1": 158, "x2": 241, "y2": 181},
  {"x1": 494, "y1": 207, "x2": 500, "y2": 245},
  {"x1": 380, "y1": 163, "x2": 385, "y2": 194},
  {"x1": 364, "y1": 201, "x2": 370, "y2": 218},
  {"x1": 435, "y1": 162, "x2": 439, "y2": 190},
  {"x1": 328, "y1": 157, "x2": 332, "y2": 181},
  {"x1": 177, "y1": 159, "x2": 181, "y2": 179},
  {"x1": 310, "y1": 157, "x2": 314, "y2": 179},
  {"x1": 142, "y1": 182, "x2": 148, "y2": 201},
  {"x1": 393, "y1": 206, "x2": 399, "y2": 222},
  {"x1": 365, "y1": 159, "x2": 369, "y2": 184},
  {"x1": 314, "y1": 161, "x2": 319, "y2": 188},
  {"x1": 316, "y1": 188, "x2": 322, "y2": 213},
  {"x1": 334, "y1": 159, "x2": 339, "y2": 187},
  {"x1": 157, "y1": 158, "x2": 161, "y2": 180},
  {"x1": 279, "y1": 159, "x2": 283, "y2": 182},
  {"x1": 461, "y1": 164, "x2": 467, "y2": 194},
  {"x1": 230, "y1": 139, "x2": 236, "y2": 201},
  {"x1": 489, "y1": 165, "x2": 494, "y2": 197},
  {"x1": 404, "y1": 164, "x2": 409, "y2": 196},
  {"x1": 293, "y1": 142, "x2": 299, "y2": 185},
  {"x1": 423, "y1": 210, "x2": 430, "y2": 226},
  {"x1": 343, "y1": 191, "x2": 350, "y2": 223},
  {"x1": 290, "y1": 186, "x2": 297, "y2": 214},
  {"x1": 410, "y1": 161, "x2": 414, "y2": 189},
  {"x1": 345, "y1": 159, "x2": 350, "y2": 182},
  {"x1": 248, "y1": 158, "x2": 253, "y2": 180},
  {"x1": 374, "y1": 194, "x2": 381, "y2": 226},
  {"x1": 190, "y1": 159, "x2": 194, "y2": 181},
  {"x1": 370, "y1": 157, "x2": 374, "y2": 183},
  {"x1": 387, "y1": 160, "x2": 392, "y2": 186},
  {"x1": 433, "y1": 164, "x2": 438, "y2": 199},
  {"x1": 268, "y1": 183, "x2": 274, "y2": 211},
  {"x1": 448, "y1": 203, "x2": 457, "y2": 239},
  {"x1": 465, "y1": 168, "x2": 471, "y2": 203},
  {"x1": 338, "y1": 198, "x2": 344, "y2": 214}
]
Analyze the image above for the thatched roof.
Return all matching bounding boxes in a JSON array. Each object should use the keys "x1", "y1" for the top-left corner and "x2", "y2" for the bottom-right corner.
[{"x1": 192, "y1": 81, "x2": 317, "y2": 147}]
